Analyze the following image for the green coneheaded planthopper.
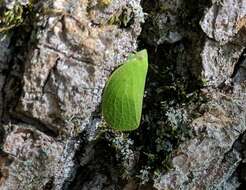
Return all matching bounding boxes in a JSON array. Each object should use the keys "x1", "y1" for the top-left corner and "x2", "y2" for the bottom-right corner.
[{"x1": 102, "y1": 49, "x2": 148, "y2": 131}]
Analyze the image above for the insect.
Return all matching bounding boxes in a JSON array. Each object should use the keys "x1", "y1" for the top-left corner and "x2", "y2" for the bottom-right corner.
[{"x1": 102, "y1": 49, "x2": 148, "y2": 131}]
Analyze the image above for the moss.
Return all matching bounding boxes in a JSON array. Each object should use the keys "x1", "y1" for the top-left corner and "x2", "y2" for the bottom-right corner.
[
  {"x1": 0, "y1": 1, "x2": 58, "y2": 34},
  {"x1": 107, "y1": 6, "x2": 134, "y2": 28},
  {"x1": 0, "y1": 2, "x2": 37, "y2": 33},
  {"x1": 0, "y1": 3, "x2": 23, "y2": 32}
]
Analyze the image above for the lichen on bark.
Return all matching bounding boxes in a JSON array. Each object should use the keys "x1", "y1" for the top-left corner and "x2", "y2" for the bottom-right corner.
[{"x1": 0, "y1": 0, "x2": 246, "y2": 189}]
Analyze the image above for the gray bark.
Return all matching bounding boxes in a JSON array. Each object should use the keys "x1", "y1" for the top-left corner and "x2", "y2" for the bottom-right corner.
[{"x1": 0, "y1": 0, "x2": 246, "y2": 189}]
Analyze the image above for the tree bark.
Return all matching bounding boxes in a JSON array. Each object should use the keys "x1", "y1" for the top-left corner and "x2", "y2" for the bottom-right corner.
[{"x1": 0, "y1": 0, "x2": 246, "y2": 189}]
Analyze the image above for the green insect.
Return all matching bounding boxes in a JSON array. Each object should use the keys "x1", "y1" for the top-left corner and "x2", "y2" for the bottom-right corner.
[{"x1": 102, "y1": 49, "x2": 148, "y2": 131}]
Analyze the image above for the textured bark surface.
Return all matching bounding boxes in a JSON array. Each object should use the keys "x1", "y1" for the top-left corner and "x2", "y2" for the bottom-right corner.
[
  {"x1": 0, "y1": 0, "x2": 144, "y2": 189},
  {"x1": 0, "y1": 0, "x2": 246, "y2": 189}
]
